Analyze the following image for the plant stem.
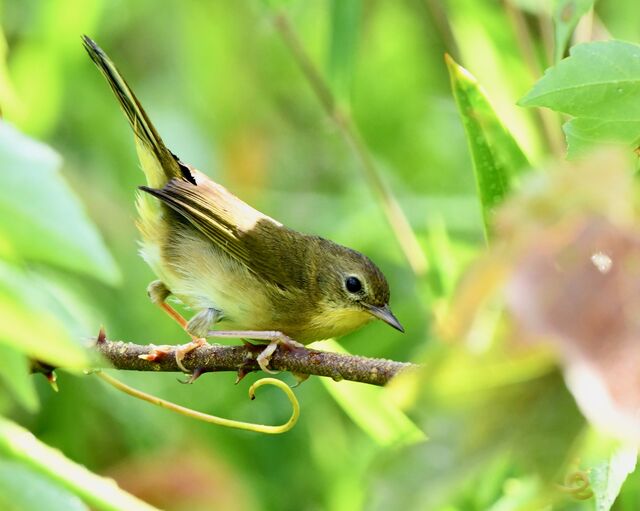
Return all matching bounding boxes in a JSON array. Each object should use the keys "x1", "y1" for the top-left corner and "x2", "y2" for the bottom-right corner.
[
  {"x1": 271, "y1": 12, "x2": 428, "y2": 277},
  {"x1": 96, "y1": 372, "x2": 299, "y2": 434}
]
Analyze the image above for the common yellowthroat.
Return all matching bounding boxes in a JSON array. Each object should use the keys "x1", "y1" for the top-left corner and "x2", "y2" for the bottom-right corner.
[{"x1": 82, "y1": 36, "x2": 403, "y2": 373}]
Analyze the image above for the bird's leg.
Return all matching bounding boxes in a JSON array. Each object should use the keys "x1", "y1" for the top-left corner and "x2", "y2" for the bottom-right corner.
[
  {"x1": 206, "y1": 330, "x2": 304, "y2": 374},
  {"x1": 146, "y1": 281, "x2": 302, "y2": 375},
  {"x1": 185, "y1": 307, "x2": 220, "y2": 338},
  {"x1": 173, "y1": 308, "x2": 222, "y2": 372},
  {"x1": 147, "y1": 280, "x2": 188, "y2": 329},
  {"x1": 143, "y1": 280, "x2": 214, "y2": 373}
]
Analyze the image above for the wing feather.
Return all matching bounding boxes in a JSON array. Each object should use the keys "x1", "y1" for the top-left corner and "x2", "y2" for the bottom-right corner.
[{"x1": 139, "y1": 177, "x2": 294, "y2": 286}]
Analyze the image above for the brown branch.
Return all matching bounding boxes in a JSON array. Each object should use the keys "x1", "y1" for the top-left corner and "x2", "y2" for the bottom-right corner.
[{"x1": 91, "y1": 337, "x2": 417, "y2": 387}]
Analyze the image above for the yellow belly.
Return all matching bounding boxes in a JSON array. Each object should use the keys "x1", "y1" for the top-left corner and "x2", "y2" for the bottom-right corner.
[{"x1": 140, "y1": 230, "x2": 272, "y2": 328}]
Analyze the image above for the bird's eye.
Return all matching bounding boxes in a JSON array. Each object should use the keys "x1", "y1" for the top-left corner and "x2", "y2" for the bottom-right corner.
[{"x1": 345, "y1": 276, "x2": 362, "y2": 293}]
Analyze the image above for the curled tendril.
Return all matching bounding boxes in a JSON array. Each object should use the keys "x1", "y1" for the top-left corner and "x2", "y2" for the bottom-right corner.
[
  {"x1": 95, "y1": 372, "x2": 299, "y2": 434},
  {"x1": 556, "y1": 470, "x2": 593, "y2": 500}
]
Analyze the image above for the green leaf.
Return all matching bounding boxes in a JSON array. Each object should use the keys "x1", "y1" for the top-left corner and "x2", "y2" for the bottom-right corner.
[
  {"x1": 0, "y1": 417, "x2": 160, "y2": 511},
  {"x1": 553, "y1": 0, "x2": 595, "y2": 63},
  {"x1": 564, "y1": 118, "x2": 640, "y2": 158},
  {"x1": 0, "y1": 461, "x2": 88, "y2": 511},
  {"x1": 520, "y1": 41, "x2": 640, "y2": 156},
  {"x1": 0, "y1": 121, "x2": 120, "y2": 284},
  {"x1": 0, "y1": 344, "x2": 38, "y2": 412},
  {"x1": 520, "y1": 41, "x2": 640, "y2": 121},
  {"x1": 591, "y1": 443, "x2": 638, "y2": 511},
  {"x1": 315, "y1": 340, "x2": 425, "y2": 447},
  {"x1": 446, "y1": 54, "x2": 529, "y2": 240},
  {"x1": 328, "y1": 0, "x2": 361, "y2": 101},
  {"x1": 0, "y1": 261, "x2": 89, "y2": 369}
]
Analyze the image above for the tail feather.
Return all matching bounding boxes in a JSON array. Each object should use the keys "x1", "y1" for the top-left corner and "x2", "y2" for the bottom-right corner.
[{"x1": 82, "y1": 35, "x2": 194, "y2": 187}]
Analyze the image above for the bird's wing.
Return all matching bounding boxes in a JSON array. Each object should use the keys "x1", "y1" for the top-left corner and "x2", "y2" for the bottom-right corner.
[{"x1": 140, "y1": 176, "x2": 300, "y2": 288}]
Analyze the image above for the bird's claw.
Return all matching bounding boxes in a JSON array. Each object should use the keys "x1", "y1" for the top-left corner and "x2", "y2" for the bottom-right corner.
[
  {"x1": 291, "y1": 372, "x2": 309, "y2": 387},
  {"x1": 257, "y1": 341, "x2": 280, "y2": 374},
  {"x1": 174, "y1": 338, "x2": 207, "y2": 373},
  {"x1": 179, "y1": 367, "x2": 206, "y2": 384},
  {"x1": 256, "y1": 335, "x2": 304, "y2": 374},
  {"x1": 139, "y1": 339, "x2": 208, "y2": 377},
  {"x1": 139, "y1": 344, "x2": 172, "y2": 362}
]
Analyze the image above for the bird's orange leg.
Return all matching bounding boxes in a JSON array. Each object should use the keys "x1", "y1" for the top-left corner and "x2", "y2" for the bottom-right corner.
[
  {"x1": 159, "y1": 301, "x2": 188, "y2": 329},
  {"x1": 142, "y1": 281, "x2": 207, "y2": 373},
  {"x1": 144, "y1": 281, "x2": 304, "y2": 376}
]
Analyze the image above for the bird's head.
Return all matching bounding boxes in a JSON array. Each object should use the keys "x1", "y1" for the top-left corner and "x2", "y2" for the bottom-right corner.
[{"x1": 310, "y1": 243, "x2": 403, "y2": 339}]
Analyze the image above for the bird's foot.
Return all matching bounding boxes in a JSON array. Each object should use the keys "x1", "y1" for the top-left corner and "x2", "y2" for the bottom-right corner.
[
  {"x1": 174, "y1": 337, "x2": 207, "y2": 373},
  {"x1": 138, "y1": 339, "x2": 207, "y2": 375},
  {"x1": 206, "y1": 330, "x2": 304, "y2": 374},
  {"x1": 174, "y1": 308, "x2": 220, "y2": 378},
  {"x1": 255, "y1": 336, "x2": 304, "y2": 375},
  {"x1": 180, "y1": 366, "x2": 207, "y2": 385},
  {"x1": 291, "y1": 372, "x2": 309, "y2": 387},
  {"x1": 139, "y1": 344, "x2": 173, "y2": 362},
  {"x1": 146, "y1": 282, "x2": 219, "y2": 381}
]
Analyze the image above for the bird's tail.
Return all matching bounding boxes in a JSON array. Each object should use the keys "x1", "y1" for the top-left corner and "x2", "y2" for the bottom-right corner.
[{"x1": 82, "y1": 35, "x2": 191, "y2": 188}]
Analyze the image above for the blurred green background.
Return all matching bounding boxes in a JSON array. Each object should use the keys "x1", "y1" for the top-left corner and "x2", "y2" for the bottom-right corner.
[{"x1": 1, "y1": 1, "x2": 640, "y2": 510}]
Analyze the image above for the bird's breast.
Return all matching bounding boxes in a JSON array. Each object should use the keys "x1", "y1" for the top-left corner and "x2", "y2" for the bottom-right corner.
[
  {"x1": 141, "y1": 228, "x2": 276, "y2": 328},
  {"x1": 291, "y1": 304, "x2": 374, "y2": 343}
]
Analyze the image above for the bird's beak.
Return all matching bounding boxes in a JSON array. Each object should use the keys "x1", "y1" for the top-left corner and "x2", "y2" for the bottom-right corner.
[{"x1": 365, "y1": 304, "x2": 404, "y2": 333}]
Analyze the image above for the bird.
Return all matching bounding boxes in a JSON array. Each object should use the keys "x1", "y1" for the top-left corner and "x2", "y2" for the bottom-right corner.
[{"x1": 82, "y1": 35, "x2": 403, "y2": 375}]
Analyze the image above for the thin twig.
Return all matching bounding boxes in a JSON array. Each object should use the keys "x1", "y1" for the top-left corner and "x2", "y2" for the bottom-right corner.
[
  {"x1": 90, "y1": 337, "x2": 417, "y2": 387},
  {"x1": 271, "y1": 12, "x2": 428, "y2": 277}
]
